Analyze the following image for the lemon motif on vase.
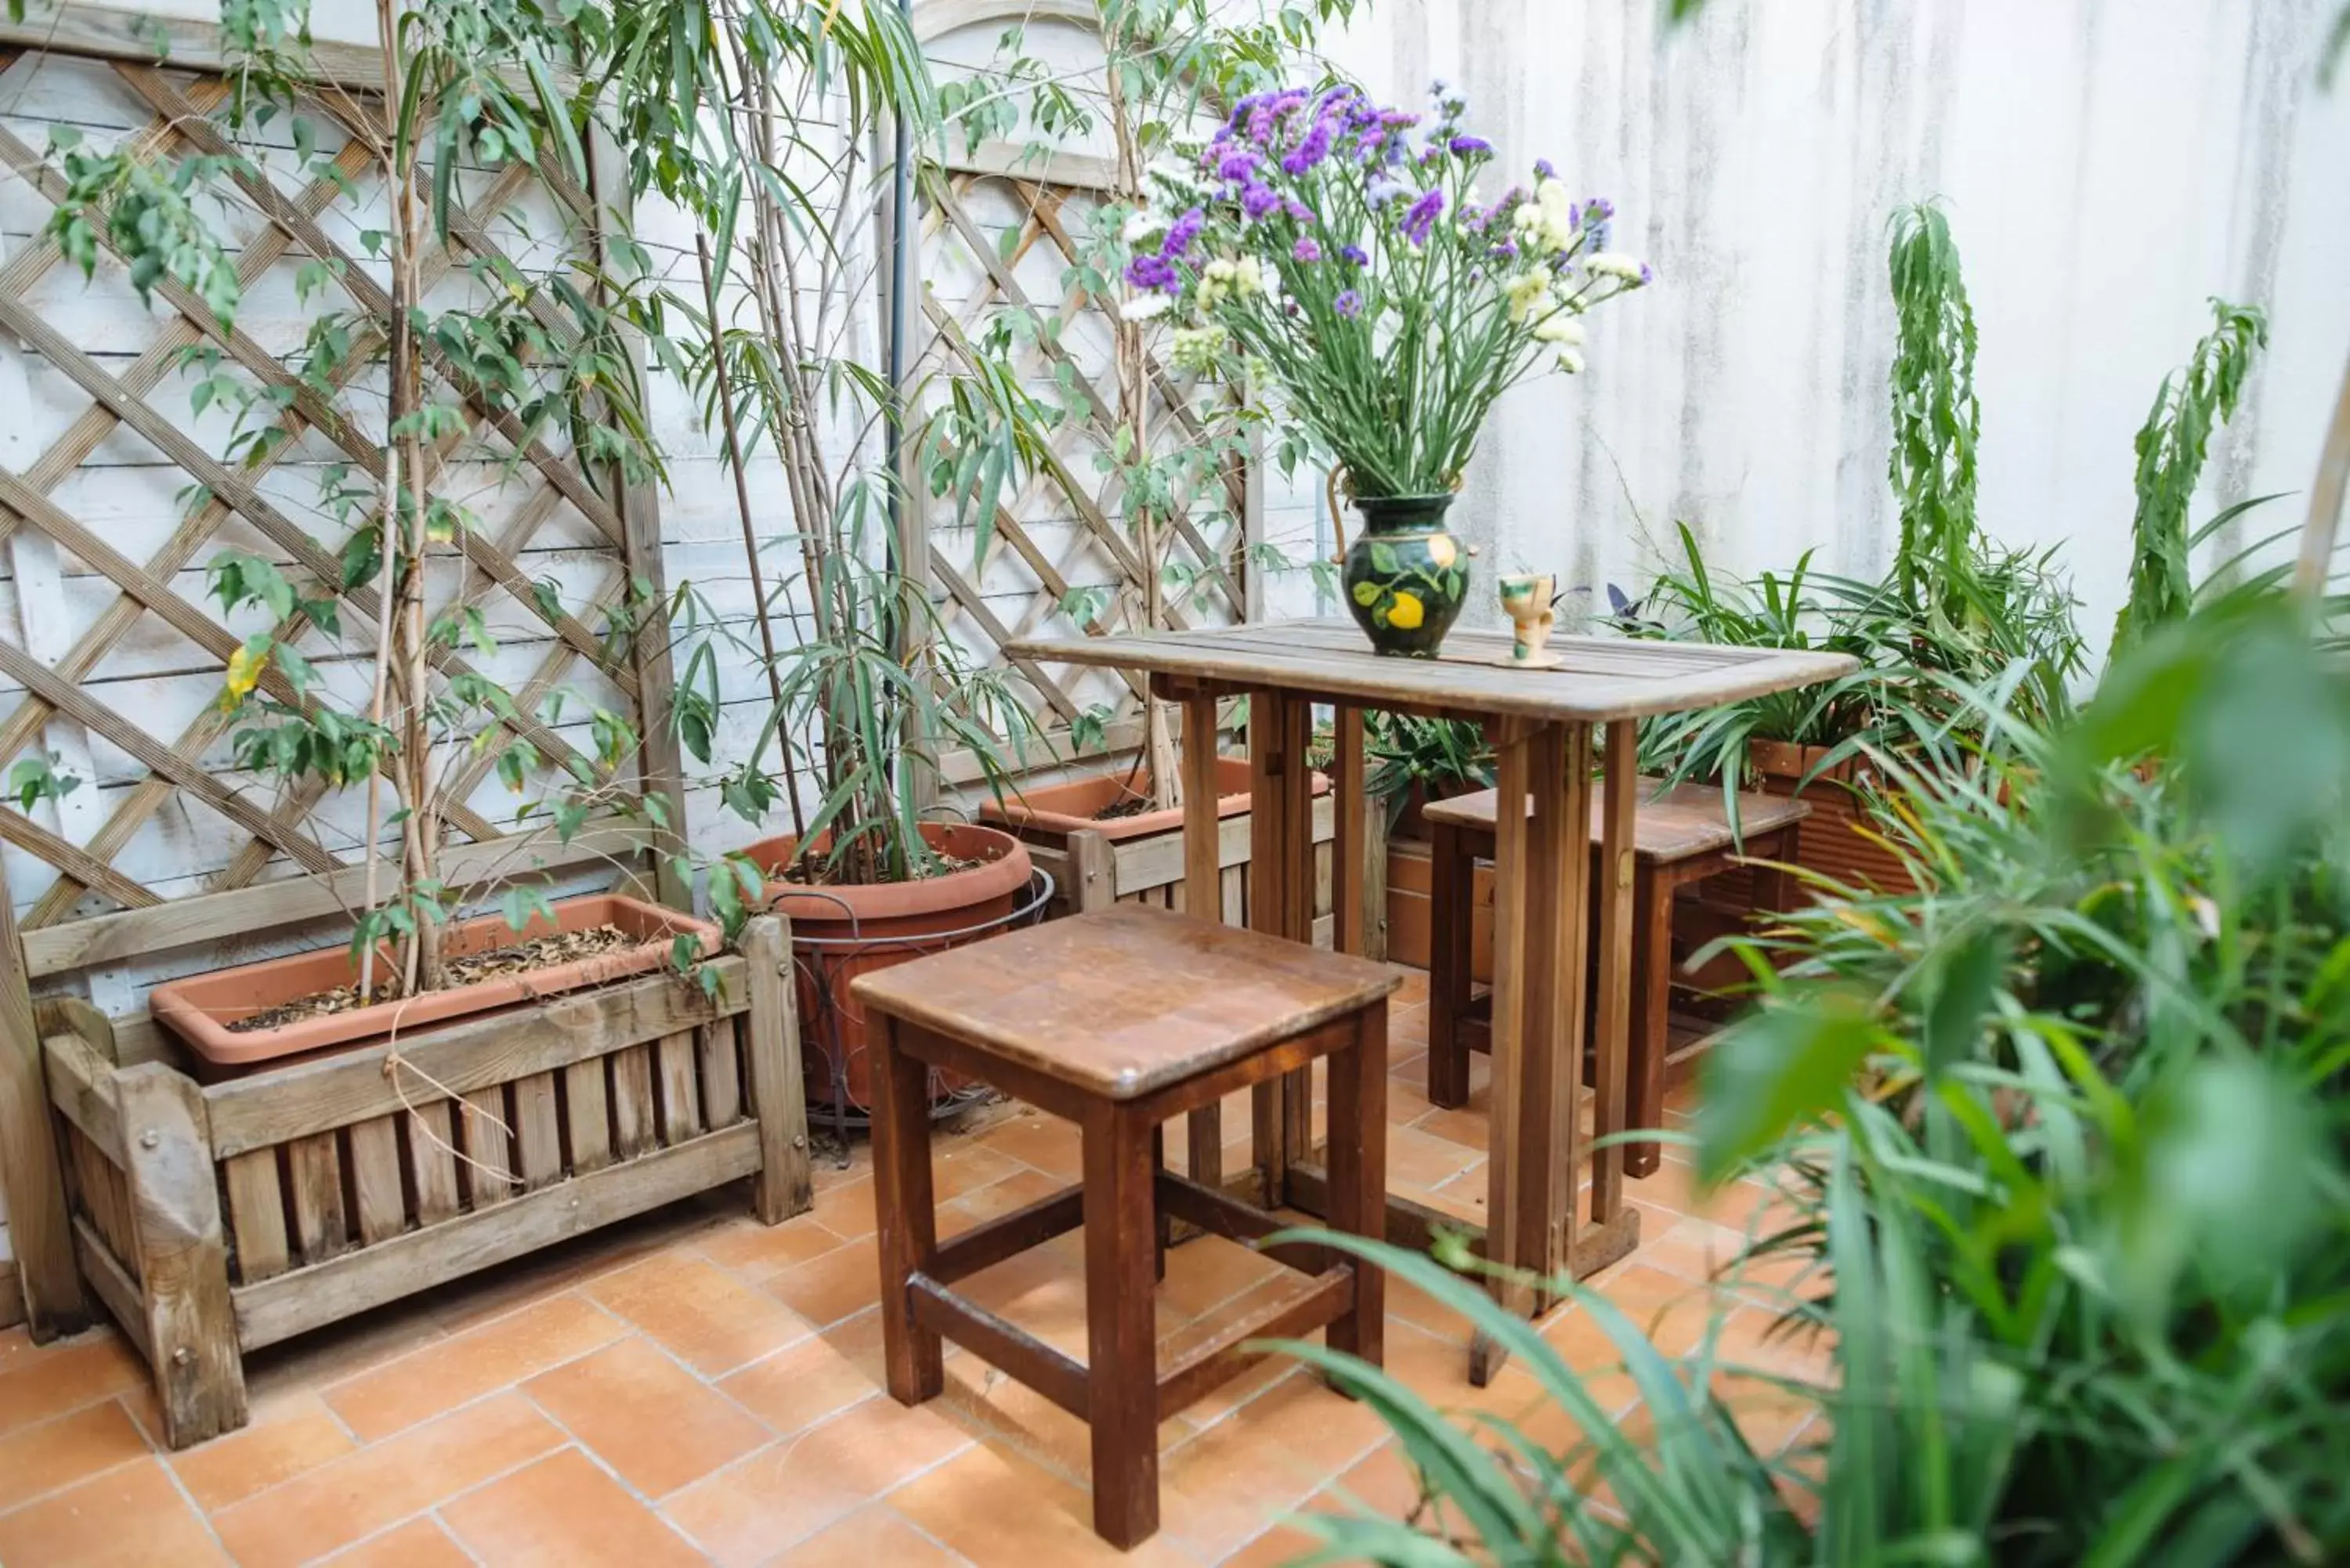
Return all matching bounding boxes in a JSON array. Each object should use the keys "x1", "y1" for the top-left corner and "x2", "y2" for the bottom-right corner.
[{"x1": 1343, "y1": 493, "x2": 1470, "y2": 657}]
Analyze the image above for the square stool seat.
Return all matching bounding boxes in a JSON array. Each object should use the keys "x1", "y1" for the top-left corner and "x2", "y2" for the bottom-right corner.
[
  {"x1": 851, "y1": 903, "x2": 1398, "y2": 1550},
  {"x1": 848, "y1": 900, "x2": 1401, "y2": 1100},
  {"x1": 1420, "y1": 779, "x2": 1810, "y2": 858}
]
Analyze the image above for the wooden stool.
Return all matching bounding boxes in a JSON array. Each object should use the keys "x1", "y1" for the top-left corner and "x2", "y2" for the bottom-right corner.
[
  {"x1": 851, "y1": 902, "x2": 1399, "y2": 1550},
  {"x1": 1423, "y1": 782, "x2": 1808, "y2": 1176}
]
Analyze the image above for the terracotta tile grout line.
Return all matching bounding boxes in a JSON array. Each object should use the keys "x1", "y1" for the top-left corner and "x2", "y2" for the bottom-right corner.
[
  {"x1": 0, "y1": 1393, "x2": 164, "y2": 1523},
  {"x1": 512, "y1": 1386, "x2": 726, "y2": 1560}
]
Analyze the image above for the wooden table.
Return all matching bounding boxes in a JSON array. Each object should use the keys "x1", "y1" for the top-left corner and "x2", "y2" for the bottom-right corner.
[{"x1": 1002, "y1": 619, "x2": 1856, "y2": 1381}]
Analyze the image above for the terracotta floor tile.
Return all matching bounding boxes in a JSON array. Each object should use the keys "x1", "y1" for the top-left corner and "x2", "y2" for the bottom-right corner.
[
  {"x1": 966, "y1": 1108, "x2": 1083, "y2": 1177},
  {"x1": 663, "y1": 1393, "x2": 973, "y2": 1566},
  {"x1": 443, "y1": 1448, "x2": 707, "y2": 1567},
  {"x1": 0, "y1": 1455, "x2": 232, "y2": 1567},
  {"x1": 1155, "y1": 1234, "x2": 1285, "y2": 1321},
  {"x1": 0, "y1": 1399, "x2": 152, "y2": 1513},
  {"x1": 938, "y1": 1168, "x2": 1070, "y2": 1236},
  {"x1": 810, "y1": 1176, "x2": 878, "y2": 1240},
  {"x1": 1221, "y1": 1516, "x2": 1322, "y2": 1567},
  {"x1": 888, "y1": 1443, "x2": 1195, "y2": 1568},
  {"x1": 718, "y1": 1334, "x2": 885, "y2": 1438},
  {"x1": 768, "y1": 1503, "x2": 971, "y2": 1567},
  {"x1": 0, "y1": 1330, "x2": 146, "y2": 1438},
  {"x1": 169, "y1": 1391, "x2": 357, "y2": 1512},
  {"x1": 589, "y1": 1255, "x2": 816, "y2": 1376},
  {"x1": 526, "y1": 1337, "x2": 769, "y2": 1498},
  {"x1": 241, "y1": 1306, "x2": 451, "y2": 1408},
  {"x1": 1158, "y1": 1360, "x2": 1390, "y2": 1559},
  {"x1": 1409, "y1": 1096, "x2": 1491, "y2": 1151},
  {"x1": 325, "y1": 1292, "x2": 626, "y2": 1441},
  {"x1": 320, "y1": 1516, "x2": 476, "y2": 1567},
  {"x1": 936, "y1": 1354, "x2": 1186, "y2": 1487},
  {"x1": 211, "y1": 1393, "x2": 565, "y2": 1568},
  {"x1": 764, "y1": 1236, "x2": 884, "y2": 1329},
  {"x1": 696, "y1": 1215, "x2": 854, "y2": 1281},
  {"x1": 1386, "y1": 1124, "x2": 1483, "y2": 1190},
  {"x1": 0, "y1": 1325, "x2": 38, "y2": 1375},
  {"x1": 425, "y1": 1200, "x2": 733, "y2": 1337}
]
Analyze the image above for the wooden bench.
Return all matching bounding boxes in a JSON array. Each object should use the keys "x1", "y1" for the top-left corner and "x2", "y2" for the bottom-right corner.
[
  {"x1": 853, "y1": 902, "x2": 1397, "y2": 1550},
  {"x1": 1423, "y1": 782, "x2": 1807, "y2": 1176}
]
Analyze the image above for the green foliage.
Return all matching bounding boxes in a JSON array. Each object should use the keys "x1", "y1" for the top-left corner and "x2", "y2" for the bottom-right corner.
[
  {"x1": 1886, "y1": 202, "x2": 1980, "y2": 620},
  {"x1": 1281, "y1": 593, "x2": 2350, "y2": 1566},
  {"x1": 45, "y1": 135, "x2": 245, "y2": 331},
  {"x1": 2110, "y1": 299, "x2": 2267, "y2": 658},
  {"x1": 1361, "y1": 714, "x2": 1493, "y2": 826},
  {"x1": 5, "y1": 753, "x2": 81, "y2": 815}
]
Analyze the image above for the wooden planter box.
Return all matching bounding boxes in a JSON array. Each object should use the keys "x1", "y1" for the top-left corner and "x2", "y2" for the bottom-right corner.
[
  {"x1": 35, "y1": 912, "x2": 809, "y2": 1450},
  {"x1": 1738, "y1": 740, "x2": 1918, "y2": 898},
  {"x1": 1020, "y1": 790, "x2": 1344, "y2": 943}
]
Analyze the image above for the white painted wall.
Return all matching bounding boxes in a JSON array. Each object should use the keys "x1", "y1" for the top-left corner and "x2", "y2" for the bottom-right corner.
[{"x1": 1316, "y1": 0, "x2": 2350, "y2": 639}]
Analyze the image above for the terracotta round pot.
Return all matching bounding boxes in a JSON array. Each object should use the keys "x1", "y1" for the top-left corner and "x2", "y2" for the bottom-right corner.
[{"x1": 742, "y1": 822, "x2": 1035, "y2": 1115}]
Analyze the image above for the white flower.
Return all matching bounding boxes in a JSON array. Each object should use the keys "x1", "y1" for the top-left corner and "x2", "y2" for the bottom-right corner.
[
  {"x1": 1122, "y1": 293, "x2": 1174, "y2": 322},
  {"x1": 1555, "y1": 346, "x2": 1586, "y2": 374},
  {"x1": 1172, "y1": 326, "x2": 1224, "y2": 371},
  {"x1": 1586, "y1": 251, "x2": 1646, "y2": 281},
  {"x1": 1123, "y1": 210, "x2": 1168, "y2": 245},
  {"x1": 1532, "y1": 314, "x2": 1585, "y2": 345},
  {"x1": 1231, "y1": 255, "x2": 1264, "y2": 297},
  {"x1": 1502, "y1": 265, "x2": 1553, "y2": 323},
  {"x1": 1516, "y1": 178, "x2": 1579, "y2": 253}
]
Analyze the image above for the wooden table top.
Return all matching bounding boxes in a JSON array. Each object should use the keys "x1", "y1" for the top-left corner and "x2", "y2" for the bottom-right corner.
[
  {"x1": 1003, "y1": 620, "x2": 1858, "y2": 724},
  {"x1": 848, "y1": 904, "x2": 1399, "y2": 1100}
]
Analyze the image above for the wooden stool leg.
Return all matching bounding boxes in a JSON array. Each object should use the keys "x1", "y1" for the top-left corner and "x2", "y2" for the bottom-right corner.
[
  {"x1": 1151, "y1": 1122, "x2": 1169, "y2": 1283},
  {"x1": 1625, "y1": 868, "x2": 1674, "y2": 1180},
  {"x1": 1426, "y1": 820, "x2": 1473, "y2": 1109},
  {"x1": 1325, "y1": 1005, "x2": 1387, "y2": 1373},
  {"x1": 871, "y1": 1016, "x2": 942, "y2": 1404},
  {"x1": 1083, "y1": 1103, "x2": 1162, "y2": 1549}
]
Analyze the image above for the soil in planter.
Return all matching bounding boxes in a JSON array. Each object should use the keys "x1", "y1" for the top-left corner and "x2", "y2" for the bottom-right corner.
[
  {"x1": 224, "y1": 923, "x2": 642, "y2": 1032},
  {"x1": 1094, "y1": 796, "x2": 1155, "y2": 822},
  {"x1": 773, "y1": 852, "x2": 989, "y2": 887}
]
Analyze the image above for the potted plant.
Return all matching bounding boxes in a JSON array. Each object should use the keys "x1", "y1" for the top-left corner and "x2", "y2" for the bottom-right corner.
[
  {"x1": 57, "y1": 0, "x2": 743, "y2": 1071},
  {"x1": 1129, "y1": 82, "x2": 1649, "y2": 656}
]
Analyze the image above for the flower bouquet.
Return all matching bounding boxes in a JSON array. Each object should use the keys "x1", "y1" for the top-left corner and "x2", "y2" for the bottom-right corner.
[{"x1": 1126, "y1": 83, "x2": 1649, "y2": 656}]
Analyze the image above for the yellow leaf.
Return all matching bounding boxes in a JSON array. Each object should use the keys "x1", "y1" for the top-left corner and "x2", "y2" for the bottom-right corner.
[{"x1": 222, "y1": 641, "x2": 266, "y2": 709}]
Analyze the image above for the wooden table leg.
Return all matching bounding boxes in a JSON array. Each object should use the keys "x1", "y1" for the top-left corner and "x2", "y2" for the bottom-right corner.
[
  {"x1": 1590, "y1": 721, "x2": 1639, "y2": 1223},
  {"x1": 1626, "y1": 864, "x2": 1674, "y2": 1180},
  {"x1": 1332, "y1": 706, "x2": 1372, "y2": 958},
  {"x1": 1180, "y1": 693, "x2": 1225, "y2": 1192},
  {"x1": 1426, "y1": 818, "x2": 1473, "y2": 1109},
  {"x1": 1244, "y1": 690, "x2": 1315, "y2": 1205},
  {"x1": 1325, "y1": 1001, "x2": 1386, "y2": 1370},
  {"x1": 1471, "y1": 718, "x2": 1591, "y2": 1386}
]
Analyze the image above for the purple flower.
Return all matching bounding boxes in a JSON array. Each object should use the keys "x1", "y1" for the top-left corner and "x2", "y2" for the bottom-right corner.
[
  {"x1": 1160, "y1": 210, "x2": 1206, "y2": 266},
  {"x1": 1587, "y1": 196, "x2": 1615, "y2": 219},
  {"x1": 1335, "y1": 289, "x2": 1364, "y2": 318},
  {"x1": 1241, "y1": 182, "x2": 1282, "y2": 221},
  {"x1": 1216, "y1": 146, "x2": 1262, "y2": 183},
  {"x1": 1366, "y1": 175, "x2": 1408, "y2": 209},
  {"x1": 1534, "y1": 158, "x2": 1556, "y2": 179},
  {"x1": 1293, "y1": 237, "x2": 1322, "y2": 262},
  {"x1": 1340, "y1": 244, "x2": 1369, "y2": 266},
  {"x1": 1489, "y1": 237, "x2": 1520, "y2": 261},
  {"x1": 1282, "y1": 114, "x2": 1337, "y2": 175},
  {"x1": 1285, "y1": 199, "x2": 1312, "y2": 222},
  {"x1": 1449, "y1": 135, "x2": 1492, "y2": 157},
  {"x1": 1379, "y1": 110, "x2": 1421, "y2": 129},
  {"x1": 1640, "y1": 262, "x2": 1654, "y2": 284},
  {"x1": 1125, "y1": 253, "x2": 1179, "y2": 292},
  {"x1": 1355, "y1": 129, "x2": 1387, "y2": 160},
  {"x1": 1401, "y1": 189, "x2": 1446, "y2": 247}
]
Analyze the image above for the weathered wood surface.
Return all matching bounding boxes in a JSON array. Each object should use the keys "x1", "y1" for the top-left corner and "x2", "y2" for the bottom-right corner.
[
  {"x1": 116, "y1": 1064, "x2": 247, "y2": 1444},
  {"x1": 201, "y1": 959, "x2": 745, "y2": 1158},
  {"x1": 1011, "y1": 620, "x2": 1856, "y2": 724},
  {"x1": 232, "y1": 1122, "x2": 761, "y2": 1350},
  {"x1": 1422, "y1": 779, "x2": 1811, "y2": 859},
  {"x1": 740, "y1": 917, "x2": 810, "y2": 1223},
  {"x1": 0, "y1": 851, "x2": 83, "y2": 1337}
]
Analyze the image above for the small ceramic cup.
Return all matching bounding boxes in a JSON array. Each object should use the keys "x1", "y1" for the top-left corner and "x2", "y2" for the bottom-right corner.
[{"x1": 1498, "y1": 573, "x2": 1558, "y2": 665}]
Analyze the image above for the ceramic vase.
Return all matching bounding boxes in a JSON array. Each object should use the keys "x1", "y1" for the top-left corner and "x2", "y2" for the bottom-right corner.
[{"x1": 1343, "y1": 493, "x2": 1470, "y2": 657}]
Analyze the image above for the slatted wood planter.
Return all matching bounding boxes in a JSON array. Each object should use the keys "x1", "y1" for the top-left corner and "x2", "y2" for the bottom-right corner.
[
  {"x1": 1022, "y1": 793, "x2": 1344, "y2": 943},
  {"x1": 32, "y1": 908, "x2": 809, "y2": 1450}
]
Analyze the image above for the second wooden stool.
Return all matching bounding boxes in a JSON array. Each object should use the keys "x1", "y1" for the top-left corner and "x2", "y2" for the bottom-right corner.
[
  {"x1": 1423, "y1": 781, "x2": 1808, "y2": 1175},
  {"x1": 851, "y1": 902, "x2": 1398, "y2": 1549}
]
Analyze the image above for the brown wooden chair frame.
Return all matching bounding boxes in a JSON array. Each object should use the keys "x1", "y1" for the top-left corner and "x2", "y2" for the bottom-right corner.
[{"x1": 867, "y1": 1003, "x2": 1387, "y2": 1550}]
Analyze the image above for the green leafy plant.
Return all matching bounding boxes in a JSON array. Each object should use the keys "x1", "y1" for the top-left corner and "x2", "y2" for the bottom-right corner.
[
  {"x1": 1885, "y1": 201, "x2": 1981, "y2": 622},
  {"x1": 2110, "y1": 299, "x2": 2268, "y2": 656}
]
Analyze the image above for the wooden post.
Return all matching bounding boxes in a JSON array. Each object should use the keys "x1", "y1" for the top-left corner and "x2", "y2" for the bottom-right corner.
[
  {"x1": 114, "y1": 1064, "x2": 244, "y2": 1444},
  {"x1": 1331, "y1": 706, "x2": 1372, "y2": 958},
  {"x1": 587, "y1": 127, "x2": 690, "y2": 910},
  {"x1": 1082, "y1": 1098, "x2": 1161, "y2": 1549},
  {"x1": 1065, "y1": 829, "x2": 1115, "y2": 914},
  {"x1": 872, "y1": 1012, "x2": 944, "y2": 1406},
  {"x1": 0, "y1": 851, "x2": 85, "y2": 1339},
  {"x1": 742, "y1": 916, "x2": 812, "y2": 1223},
  {"x1": 1179, "y1": 694, "x2": 1224, "y2": 1189},
  {"x1": 1247, "y1": 691, "x2": 1312, "y2": 1203},
  {"x1": 1590, "y1": 721, "x2": 1639, "y2": 1223}
]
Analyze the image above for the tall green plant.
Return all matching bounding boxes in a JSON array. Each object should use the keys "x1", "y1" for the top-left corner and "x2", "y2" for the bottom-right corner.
[
  {"x1": 2110, "y1": 299, "x2": 2268, "y2": 656},
  {"x1": 1886, "y1": 202, "x2": 1981, "y2": 621}
]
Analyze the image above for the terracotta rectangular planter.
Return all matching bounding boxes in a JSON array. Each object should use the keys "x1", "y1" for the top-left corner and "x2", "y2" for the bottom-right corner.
[
  {"x1": 980, "y1": 755, "x2": 1267, "y2": 844},
  {"x1": 150, "y1": 894, "x2": 721, "y2": 1070},
  {"x1": 1744, "y1": 739, "x2": 1918, "y2": 895}
]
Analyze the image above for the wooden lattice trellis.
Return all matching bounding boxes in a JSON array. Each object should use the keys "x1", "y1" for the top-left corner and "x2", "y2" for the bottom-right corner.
[
  {"x1": 906, "y1": 140, "x2": 1263, "y2": 779},
  {"x1": 0, "y1": 38, "x2": 682, "y2": 944}
]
